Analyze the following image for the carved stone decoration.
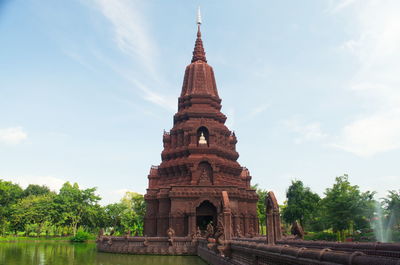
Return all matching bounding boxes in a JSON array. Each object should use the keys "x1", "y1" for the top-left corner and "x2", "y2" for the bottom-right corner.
[
  {"x1": 167, "y1": 227, "x2": 175, "y2": 246},
  {"x1": 198, "y1": 168, "x2": 211, "y2": 185},
  {"x1": 196, "y1": 226, "x2": 202, "y2": 237},
  {"x1": 143, "y1": 236, "x2": 149, "y2": 247},
  {"x1": 205, "y1": 222, "x2": 214, "y2": 239},
  {"x1": 236, "y1": 224, "x2": 242, "y2": 238},
  {"x1": 291, "y1": 221, "x2": 304, "y2": 239},
  {"x1": 248, "y1": 225, "x2": 254, "y2": 238},
  {"x1": 215, "y1": 218, "x2": 225, "y2": 245}
]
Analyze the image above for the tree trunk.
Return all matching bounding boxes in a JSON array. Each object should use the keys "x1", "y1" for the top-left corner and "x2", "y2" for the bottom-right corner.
[{"x1": 73, "y1": 222, "x2": 78, "y2": 236}]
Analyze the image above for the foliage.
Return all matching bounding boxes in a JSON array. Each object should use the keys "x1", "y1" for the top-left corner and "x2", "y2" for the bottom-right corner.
[
  {"x1": 281, "y1": 180, "x2": 321, "y2": 228},
  {"x1": 252, "y1": 184, "x2": 267, "y2": 235},
  {"x1": 304, "y1": 231, "x2": 337, "y2": 241},
  {"x1": 53, "y1": 182, "x2": 100, "y2": 236},
  {"x1": 22, "y1": 184, "x2": 51, "y2": 197},
  {"x1": 0, "y1": 180, "x2": 24, "y2": 234},
  {"x1": 383, "y1": 190, "x2": 400, "y2": 229},
  {"x1": 10, "y1": 194, "x2": 56, "y2": 234},
  {"x1": 321, "y1": 175, "x2": 375, "y2": 235},
  {"x1": 69, "y1": 228, "x2": 93, "y2": 242},
  {"x1": 103, "y1": 192, "x2": 145, "y2": 235},
  {"x1": 0, "y1": 179, "x2": 107, "y2": 237}
]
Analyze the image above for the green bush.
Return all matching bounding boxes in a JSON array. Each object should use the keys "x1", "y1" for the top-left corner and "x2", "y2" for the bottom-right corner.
[
  {"x1": 304, "y1": 231, "x2": 337, "y2": 241},
  {"x1": 392, "y1": 231, "x2": 400, "y2": 242},
  {"x1": 69, "y1": 230, "x2": 93, "y2": 242}
]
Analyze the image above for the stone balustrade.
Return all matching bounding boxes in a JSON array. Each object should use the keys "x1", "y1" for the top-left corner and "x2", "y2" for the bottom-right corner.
[
  {"x1": 97, "y1": 236, "x2": 197, "y2": 255},
  {"x1": 199, "y1": 239, "x2": 400, "y2": 265},
  {"x1": 277, "y1": 239, "x2": 400, "y2": 259}
]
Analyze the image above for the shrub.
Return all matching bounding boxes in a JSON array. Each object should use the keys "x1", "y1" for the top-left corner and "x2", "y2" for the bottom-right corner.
[
  {"x1": 392, "y1": 231, "x2": 400, "y2": 242},
  {"x1": 304, "y1": 231, "x2": 337, "y2": 241},
  {"x1": 69, "y1": 230, "x2": 93, "y2": 242}
]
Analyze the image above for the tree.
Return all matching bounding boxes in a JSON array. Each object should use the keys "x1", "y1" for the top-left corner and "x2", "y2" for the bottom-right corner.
[
  {"x1": 10, "y1": 194, "x2": 56, "y2": 235},
  {"x1": 120, "y1": 192, "x2": 145, "y2": 234},
  {"x1": 252, "y1": 184, "x2": 267, "y2": 235},
  {"x1": 54, "y1": 182, "x2": 100, "y2": 236},
  {"x1": 321, "y1": 175, "x2": 375, "y2": 240},
  {"x1": 22, "y1": 184, "x2": 51, "y2": 197},
  {"x1": 282, "y1": 180, "x2": 320, "y2": 229},
  {"x1": 104, "y1": 203, "x2": 128, "y2": 233},
  {"x1": 0, "y1": 180, "x2": 23, "y2": 234},
  {"x1": 0, "y1": 179, "x2": 23, "y2": 207},
  {"x1": 383, "y1": 190, "x2": 400, "y2": 229},
  {"x1": 102, "y1": 192, "x2": 146, "y2": 235}
]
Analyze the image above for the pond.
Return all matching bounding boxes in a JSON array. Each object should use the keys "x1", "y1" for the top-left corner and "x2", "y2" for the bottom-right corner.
[{"x1": 0, "y1": 241, "x2": 208, "y2": 265}]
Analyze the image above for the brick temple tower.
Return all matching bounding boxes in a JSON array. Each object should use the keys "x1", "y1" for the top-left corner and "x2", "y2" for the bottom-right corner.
[{"x1": 144, "y1": 13, "x2": 258, "y2": 237}]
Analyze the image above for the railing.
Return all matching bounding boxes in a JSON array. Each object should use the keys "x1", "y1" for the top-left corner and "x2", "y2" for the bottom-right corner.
[
  {"x1": 277, "y1": 239, "x2": 400, "y2": 259},
  {"x1": 199, "y1": 239, "x2": 400, "y2": 265},
  {"x1": 97, "y1": 236, "x2": 196, "y2": 255}
]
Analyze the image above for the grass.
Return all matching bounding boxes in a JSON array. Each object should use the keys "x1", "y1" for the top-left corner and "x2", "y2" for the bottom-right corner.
[{"x1": 0, "y1": 236, "x2": 72, "y2": 242}]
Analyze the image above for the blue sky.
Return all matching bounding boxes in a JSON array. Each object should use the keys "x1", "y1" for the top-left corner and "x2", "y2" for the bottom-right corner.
[{"x1": 1, "y1": 0, "x2": 399, "y2": 204}]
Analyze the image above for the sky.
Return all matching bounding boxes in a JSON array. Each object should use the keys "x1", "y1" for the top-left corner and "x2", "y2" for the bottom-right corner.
[{"x1": 1, "y1": 0, "x2": 399, "y2": 205}]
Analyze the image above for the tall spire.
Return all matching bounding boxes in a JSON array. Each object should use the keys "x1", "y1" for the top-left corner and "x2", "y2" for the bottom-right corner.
[{"x1": 191, "y1": 7, "x2": 207, "y2": 63}]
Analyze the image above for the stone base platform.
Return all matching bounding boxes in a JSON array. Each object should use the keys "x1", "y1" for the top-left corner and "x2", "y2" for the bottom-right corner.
[{"x1": 97, "y1": 236, "x2": 400, "y2": 265}]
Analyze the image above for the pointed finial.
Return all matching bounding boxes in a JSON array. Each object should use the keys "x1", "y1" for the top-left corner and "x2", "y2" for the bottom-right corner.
[
  {"x1": 191, "y1": 7, "x2": 207, "y2": 63},
  {"x1": 197, "y1": 6, "x2": 202, "y2": 25}
]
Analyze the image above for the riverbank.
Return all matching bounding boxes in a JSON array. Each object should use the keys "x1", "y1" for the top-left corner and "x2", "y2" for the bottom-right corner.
[{"x1": 0, "y1": 236, "x2": 95, "y2": 242}]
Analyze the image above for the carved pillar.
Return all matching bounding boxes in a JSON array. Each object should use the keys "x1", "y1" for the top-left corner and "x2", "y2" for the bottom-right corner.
[
  {"x1": 266, "y1": 191, "x2": 282, "y2": 244},
  {"x1": 244, "y1": 215, "x2": 249, "y2": 236},
  {"x1": 157, "y1": 197, "x2": 170, "y2": 236},
  {"x1": 221, "y1": 191, "x2": 232, "y2": 240},
  {"x1": 188, "y1": 211, "x2": 196, "y2": 236},
  {"x1": 170, "y1": 212, "x2": 185, "y2": 236},
  {"x1": 266, "y1": 213, "x2": 274, "y2": 244},
  {"x1": 273, "y1": 210, "x2": 282, "y2": 241},
  {"x1": 144, "y1": 198, "x2": 158, "y2": 236}
]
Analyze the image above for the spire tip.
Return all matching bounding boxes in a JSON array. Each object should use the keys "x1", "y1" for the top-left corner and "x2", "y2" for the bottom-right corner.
[{"x1": 197, "y1": 6, "x2": 202, "y2": 25}]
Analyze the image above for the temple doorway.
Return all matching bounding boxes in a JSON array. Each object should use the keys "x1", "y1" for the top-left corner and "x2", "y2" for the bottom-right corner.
[{"x1": 196, "y1": 200, "x2": 217, "y2": 231}]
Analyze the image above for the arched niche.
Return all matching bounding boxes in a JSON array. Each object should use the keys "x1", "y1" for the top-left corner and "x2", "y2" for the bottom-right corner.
[
  {"x1": 197, "y1": 126, "x2": 209, "y2": 146},
  {"x1": 196, "y1": 200, "x2": 217, "y2": 231}
]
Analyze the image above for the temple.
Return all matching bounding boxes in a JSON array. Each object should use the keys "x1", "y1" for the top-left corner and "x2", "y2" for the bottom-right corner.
[
  {"x1": 98, "y1": 11, "x2": 400, "y2": 265},
  {"x1": 143, "y1": 14, "x2": 259, "y2": 238}
]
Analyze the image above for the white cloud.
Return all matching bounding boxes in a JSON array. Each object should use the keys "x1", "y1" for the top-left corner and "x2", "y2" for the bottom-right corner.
[
  {"x1": 63, "y1": 50, "x2": 96, "y2": 72},
  {"x1": 95, "y1": 187, "x2": 144, "y2": 205},
  {"x1": 332, "y1": 110, "x2": 400, "y2": 157},
  {"x1": 331, "y1": 0, "x2": 400, "y2": 157},
  {"x1": 3, "y1": 175, "x2": 66, "y2": 192},
  {"x1": 330, "y1": 0, "x2": 357, "y2": 12},
  {"x1": 0, "y1": 127, "x2": 28, "y2": 145},
  {"x1": 90, "y1": 0, "x2": 175, "y2": 111},
  {"x1": 249, "y1": 104, "x2": 269, "y2": 118},
  {"x1": 93, "y1": 0, "x2": 156, "y2": 74},
  {"x1": 283, "y1": 117, "x2": 327, "y2": 144},
  {"x1": 123, "y1": 74, "x2": 176, "y2": 111}
]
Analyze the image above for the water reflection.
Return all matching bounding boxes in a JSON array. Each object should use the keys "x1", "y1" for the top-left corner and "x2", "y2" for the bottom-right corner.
[{"x1": 0, "y1": 242, "x2": 207, "y2": 265}]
